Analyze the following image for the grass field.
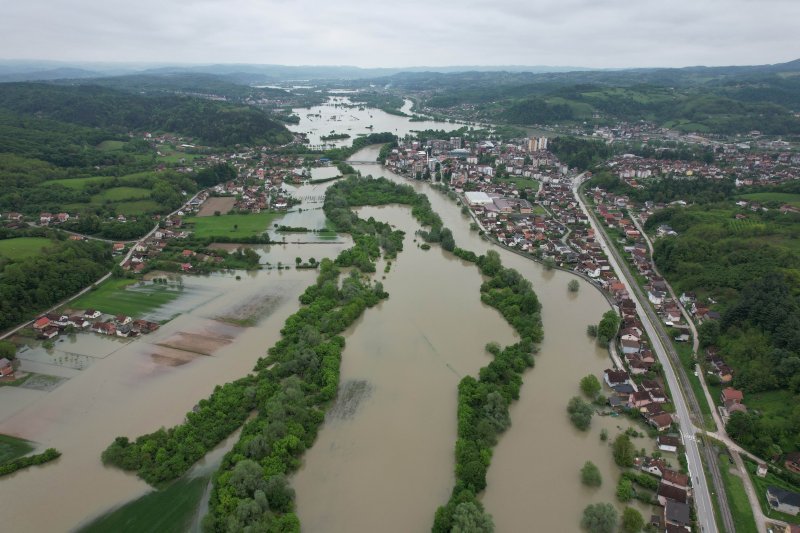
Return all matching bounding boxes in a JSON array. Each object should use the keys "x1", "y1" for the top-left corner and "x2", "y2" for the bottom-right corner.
[
  {"x1": 0, "y1": 434, "x2": 35, "y2": 464},
  {"x1": 43, "y1": 171, "x2": 162, "y2": 191},
  {"x1": 43, "y1": 176, "x2": 115, "y2": 189},
  {"x1": 79, "y1": 476, "x2": 208, "y2": 533},
  {"x1": 92, "y1": 187, "x2": 152, "y2": 203},
  {"x1": 738, "y1": 192, "x2": 800, "y2": 207},
  {"x1": 496, "y1": 177, "x2": 541, "y2": 192},
  {"x1": 113, "y1": 200, "x2": 162, "y2": 216},
  {"x1": 183, "y1": 212, "x2": 280, "y2": 239},
  {"x1": 70, "y1": 279, "x2": 182, "y2": 318},
  {"x1": 0, "y1": 237, "x2": 56, "y2": 259},
  {"x1": 717, "y1": 454, "x2": 758, "y2": 533},
  {"x1": 97, "y1": 140, "x2": 126, "y2": 151}
]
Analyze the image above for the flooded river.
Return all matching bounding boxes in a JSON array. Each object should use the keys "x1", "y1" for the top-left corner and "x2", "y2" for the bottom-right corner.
[
  {"x1": 0, "y1": 125, "x2": 656, "y2": 531},
  {"x1": 292, "y1": 145, "x2": 656, "y2": 532},
  {"x1": 288, "y1": 96, "x2": 462, "y2": 147}
]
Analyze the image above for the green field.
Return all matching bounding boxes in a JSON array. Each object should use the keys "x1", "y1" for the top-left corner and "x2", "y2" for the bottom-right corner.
[
  {"x1": 0, "y1": 237, "x2": 56, "y2": 259},
  {"x1": 183, "y1": 212, "x2": 280, "y2": 239},
  {"x1": 79, "y1": 476, "x2": 208, "y2": 533},
  {"x1": 717, "y1": 454, "x2": 758, "y2": 533},
  {"x1": 42, "y1": 176, "x2": 115, "y2": 189},
  {"x1": 496, "y1": 177, "x2": 541, "y2": 192},
  {"x1": 113, "y1": 200, "x2": 162, "y2": 216},
  {"x1": 92, "y1": 187, "x2": 152, "y2": 203},
  {"x1": 97, "y1": 140, "x2": 126, "y2": 151},
  {"x1": 43, "y1": 171, "x2": 162, "y2": 191},
  {"x1": 0, "y1": 434, "x2": 35, "y2": 464},
  {"x1": 738, "y1": 192, "x2": 800, "y2": 207},
  {"x1": 70, "y1": 279, "x2": 182, "y2": 318}
]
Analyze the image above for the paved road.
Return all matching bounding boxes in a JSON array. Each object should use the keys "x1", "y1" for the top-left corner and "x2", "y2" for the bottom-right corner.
[
  {"x1": 630, "y1": 212, "x2": 777, "y2": 532},
  {"x1": 574, "y1": 176, "x2": 721, "y2": 533}
]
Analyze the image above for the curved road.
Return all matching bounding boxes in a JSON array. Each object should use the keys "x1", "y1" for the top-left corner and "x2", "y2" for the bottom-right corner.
[{"x1": 574, "y1": 176, "x2": 722, "y2": 533}]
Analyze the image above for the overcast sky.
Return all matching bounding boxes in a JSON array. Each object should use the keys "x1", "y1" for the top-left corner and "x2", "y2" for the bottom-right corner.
[{"x1": 2, "y1": 0, "x2": 799, "y2": 69}]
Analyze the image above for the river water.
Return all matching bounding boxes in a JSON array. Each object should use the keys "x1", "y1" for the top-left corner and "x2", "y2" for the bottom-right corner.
[{"x1": 292, "y1": 145, "x2": 656, "y2": 532}]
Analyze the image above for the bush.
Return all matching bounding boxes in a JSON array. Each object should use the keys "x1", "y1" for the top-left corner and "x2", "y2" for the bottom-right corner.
[
  {"x1": 580, "y1": 461, "x2": 602, "y2": 487},
  {"x1": 567, "y1": 396, "x2": 594, "y2": 431}
]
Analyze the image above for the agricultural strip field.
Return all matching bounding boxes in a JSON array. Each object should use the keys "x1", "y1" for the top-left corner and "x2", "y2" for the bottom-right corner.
[
  {"x1": 92, "y1": 187, "x2": 152, "y2": 202},
  {"x1": 0, "y1": 237, "x2": 56, "y2": 259},
  {"x1": 69, "y1": 278, "x2": 182, "y2": 318},
  {"x1": 78, "y1": 476, "x2": 209, "y2": 533},
  {"x1": 737, "y1": 192, "x2": 800, "y2": 207},
  {"x1": 196, "y1": 197, "x2": 236, "y2": 217},
  {"x1": 0, "y1": 434, "x2": 35, "y2": 464},
  {"x1": 182, "y1": 212, "x2": 280, "y2": 239}
]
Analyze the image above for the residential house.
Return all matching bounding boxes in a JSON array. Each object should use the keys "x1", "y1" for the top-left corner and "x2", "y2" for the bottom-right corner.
[
  {"x1": 663, "y1": 500, "x2": 692, "y2": 531},
  {"x1": 784, "y1": 452, "x2": 800, "y2": 475},
  {"x1": 604, "y1": 369, "x2": 633, "y2": 389},
  {"x1": 662, "y1": 469, "x2": 690, "y2": 491},
  {"x1": 0, "y1": 358, "x2": 14, "y2": 378},
  {"x1": 657, "y1": 481, "x2": 688, "y2": 506},
  {"x1": 635, "y1": 456, "x2": 666, "y2": 477},
  {"x1": 33, "y1": 316, "x2": 50, "y2": 330},
  {"x1": 649, "y1": 413, "x2": 674, "y2": 432},
  {"x1": 658, "y1": 435, "x2": 681, "y2": 453},
  {"x1": 767, "y1": 486, "x2": 800, "y2": 516}
]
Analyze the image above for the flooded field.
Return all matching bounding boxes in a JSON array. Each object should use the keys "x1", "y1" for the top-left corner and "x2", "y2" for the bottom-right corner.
[
  {"x1": 288, "y1": 96, "x2": 463, "y2": 147},
  {"x1": 0, "y1": 268, "x2": 321, "y2": 532}
]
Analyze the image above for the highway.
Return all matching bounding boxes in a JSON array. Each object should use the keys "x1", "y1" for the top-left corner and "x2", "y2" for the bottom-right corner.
[{"x1": 573, "y1": 176, "x2": 721, "y2": 533}]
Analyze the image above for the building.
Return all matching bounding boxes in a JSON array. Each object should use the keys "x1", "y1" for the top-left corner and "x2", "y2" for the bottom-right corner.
[{"x1": 767, "y1": 486, "x2": 800, "y2": 516}]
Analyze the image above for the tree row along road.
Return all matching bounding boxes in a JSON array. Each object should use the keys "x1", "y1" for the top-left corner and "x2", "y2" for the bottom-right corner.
[{"x1": 573, "y1": 176, "x2": 726, "y2": 533}]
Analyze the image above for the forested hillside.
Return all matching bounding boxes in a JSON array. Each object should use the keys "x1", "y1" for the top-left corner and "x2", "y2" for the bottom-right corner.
[
  {"x1": 645, "y1": 204, "x2": 800, "y2": 457},
  {"x1": 0, "y1": 83, "x2": 292, "y2": 146}
]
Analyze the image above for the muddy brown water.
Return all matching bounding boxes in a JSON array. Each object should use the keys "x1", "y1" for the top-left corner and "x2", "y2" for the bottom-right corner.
[
  {"x1": 291, "y1": 146, "x2": 657, "y2": 532},
  {"x1": 0, "y1": 269, "x2": 332, "y2": 532},
  {"x1": 0, "y1": 143, "x2": 658, "y2": 531}
]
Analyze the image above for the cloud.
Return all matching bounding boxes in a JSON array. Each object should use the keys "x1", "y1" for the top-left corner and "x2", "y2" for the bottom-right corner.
[{"x1": 1, "y1": 0, "x2": 798, "y2": 68}]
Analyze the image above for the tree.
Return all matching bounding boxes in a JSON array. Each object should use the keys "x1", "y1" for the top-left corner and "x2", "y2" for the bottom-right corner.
[
  {"x1": 567, "y1": 396, "x2": 594, "y2": 431},
  {"x1": 295, "y1": 257, "x2": 302, "y2": 265},
  {"x1": 568, "y1": 279, "x2": 580, "y2": 292},
  {"x1": 580, "y1": 503, "x2": 618, "y2": 533},
  {"x1": 0, "y1": 340, "x2": 16, "y2": 359},
  {"x1": 451, "y1": 501, "x2": 494, "y2": 533},
  {"x1": 580, "y1": 461, "x2": 602, "y2": 487},
  {"x1": 621, "y1": 507, "x2": 644, "y2": 533},
  {"x1": 580, "y1": 374, "x2": 601, "y2": 398},
  {"x1": 616, "y1": 477, "x2": 634, "y2": 502},
  {"x1": 597, "y1": 310, "x2": 621, "y2": 344},
  {"x1": 587, "y1": 324, "x2": 598, "y2": 337},
  {"x1": 612, "y1": 434, "x2": 636, "y2": 467}
]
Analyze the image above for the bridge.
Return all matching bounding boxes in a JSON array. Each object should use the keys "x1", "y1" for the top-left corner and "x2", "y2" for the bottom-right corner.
[{"x1": 347, "y1": 160, "x2": 378, "y2": 165}]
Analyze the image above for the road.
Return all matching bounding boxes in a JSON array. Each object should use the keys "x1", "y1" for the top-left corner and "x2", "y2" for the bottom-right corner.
[
  {"x1": 0, "y1": 191, "x2": 203, "y2": 341},
  {"x1": 630, "y1": 212, "x2": 778, "y2": 533},
  {"x1": 573, "y1": 176, "x2": 722, "y2": 533}
]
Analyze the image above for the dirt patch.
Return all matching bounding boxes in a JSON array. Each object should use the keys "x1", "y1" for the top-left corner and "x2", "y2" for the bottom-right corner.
[
  {"x1": 197, "y1": 197, "x2": 236, "y2": 217},
  {"x1": 327, "y1": 380, "x2": 372, "y2": 420},
  {"x1": 156, "y1": 332, "x2": 233, "y2": 356},
  {"x1": 207, "y1": 243, "x2": 241, "y2": 252},
  {"x1": 149, "y1": 346, "x2": 201, "y2": 366},
  {"x1": 216, "y1": 293, "x2": 283, "y2": 327}
]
